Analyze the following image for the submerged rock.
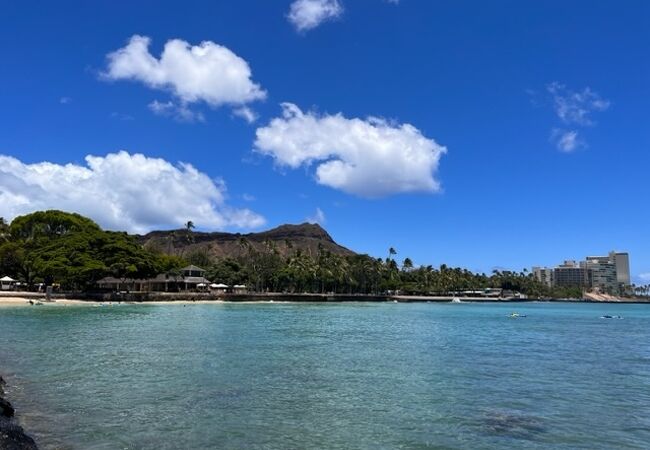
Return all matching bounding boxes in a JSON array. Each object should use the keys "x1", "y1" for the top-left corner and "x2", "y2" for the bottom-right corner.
[
  {"x1": 0, "y1": 417, "x2": 38, "y2": 450},
  {"x1": 482, "y1": 410, "x2": 546, "y2": 439},
  {"x1": 0, "y1": 398, "x2": 14, "y2": 418},
  {"x1": 0, "y1": 375, "x2": 38, "y2": 450}
]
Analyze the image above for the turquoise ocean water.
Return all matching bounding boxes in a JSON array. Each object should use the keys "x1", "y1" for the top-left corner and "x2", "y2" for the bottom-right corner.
[{"x1": 1, "y1": 301, "x2": 649, "y2": 449}]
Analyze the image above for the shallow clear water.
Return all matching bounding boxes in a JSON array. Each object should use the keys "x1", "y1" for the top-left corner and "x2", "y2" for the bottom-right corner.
[{"x1": 1, "y1": 302, "x2": 649, "y2": 449}]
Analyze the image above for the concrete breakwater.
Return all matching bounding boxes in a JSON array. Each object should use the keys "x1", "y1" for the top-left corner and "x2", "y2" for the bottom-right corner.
[{"x1": 0, "y1": 376, "x2": 38, "y2": 450}]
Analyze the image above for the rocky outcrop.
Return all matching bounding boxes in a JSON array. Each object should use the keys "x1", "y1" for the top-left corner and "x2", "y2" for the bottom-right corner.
[
  {"x1": 138, "y1": 222, "x2": 356, "y2": 259},
  {"x1": 0, "y1": 376, "x2": 38, "y2": 450}
]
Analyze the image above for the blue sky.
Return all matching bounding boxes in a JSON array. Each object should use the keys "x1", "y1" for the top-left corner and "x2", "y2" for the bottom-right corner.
[{"x1": 1, "y1": 1, "x2": 649, "y2": 281}]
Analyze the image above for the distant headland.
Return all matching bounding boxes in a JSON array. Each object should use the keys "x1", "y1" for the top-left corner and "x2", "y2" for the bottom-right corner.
[{"x1": 1, "y1": 210, "x2": 647, "y2": 303}]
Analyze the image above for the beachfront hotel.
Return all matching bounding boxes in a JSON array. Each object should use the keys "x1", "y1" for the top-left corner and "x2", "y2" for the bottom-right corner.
[
  {"x1": 96, "y1": 265, "x2": 211, "y2": 292},
  {"x1": 532, "y1": 251, "x2": 631, "y2": 294},
  {"x1": 96, "y1": 265, "x2": 246, "y2": 294}
]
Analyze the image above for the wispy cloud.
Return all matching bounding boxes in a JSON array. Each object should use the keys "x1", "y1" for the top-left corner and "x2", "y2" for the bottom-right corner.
[
  {"x1": 148, "y1": 100, "x2": 204, "y2": 123},
  {"x1": 287, "y1": 0, "x2": 343, "y2": 32},
  {"x1": 110, "y1": 112, "x2": 135, "y2": 121},
  {"x1": 547, "y1": 82, "x2": 610, "y2": 126},
  {"x1": 306, "y1": 207, "x2": 326, "y2": 225},
  {"x1": 539, "y1": 83, "x2": 609, "y2": 152},
  {"x1": 551, "y1": 128, "x2": 584, "y2": 153},
  {"x1": 233, "y1": 106, "x2": 258, "y2": 124}
]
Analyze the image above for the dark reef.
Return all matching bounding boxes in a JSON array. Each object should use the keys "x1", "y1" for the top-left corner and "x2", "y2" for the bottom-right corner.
[{"x1": 0, "y1": 376, "x2": 38, "y2": 450}]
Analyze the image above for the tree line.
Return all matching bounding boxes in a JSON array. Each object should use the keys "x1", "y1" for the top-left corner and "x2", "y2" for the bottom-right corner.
[
  {"x1": 3, "y1": 210, "x2": 641, "y2": 299},
  {"x1": 186, "y1": 241, "x2": 587, "y2": 298},
  {"x1": 0, "y1": 211, "x2": 182, "y2": 290}
]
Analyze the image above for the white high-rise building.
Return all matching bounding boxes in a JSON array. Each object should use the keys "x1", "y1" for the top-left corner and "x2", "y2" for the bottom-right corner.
[
  {"x1": 584, "y1": 256, "x2": 618, "y2": 293},
  {"x1": 531, "y1": 251, "x2": 631, "y2": 294}
]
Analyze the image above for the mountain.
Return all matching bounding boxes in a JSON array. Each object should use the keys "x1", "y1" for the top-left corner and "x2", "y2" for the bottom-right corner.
[{"x1": 137, "y1": 223, "x2": 356, "y2": 260}]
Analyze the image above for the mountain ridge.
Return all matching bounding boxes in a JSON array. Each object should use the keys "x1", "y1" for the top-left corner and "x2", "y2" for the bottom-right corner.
[{"x1": 137, "y1": 222, "x2": 356, "y2": 260}]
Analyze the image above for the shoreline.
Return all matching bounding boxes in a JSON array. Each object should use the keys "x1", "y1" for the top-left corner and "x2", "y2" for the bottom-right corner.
[
  {"x1": 0, "y1": 375, "x2": 38, "y2": 450},
  {"x1": 1, "y1": 293, "x2": 648, "y2": 307}
]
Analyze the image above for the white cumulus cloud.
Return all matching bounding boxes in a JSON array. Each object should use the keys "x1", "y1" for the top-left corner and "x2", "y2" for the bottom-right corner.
[
  {"x1": 288, "y1": 0, "x2": 343, "y2": 32},
  {"x1": 254, "y1": 103, "x2": 447, "y2": 197},
  {"x1": 103, "y1": 35, "x2": 266, "y2": 113},
  {"x1": 0, "y1": 151, "x2": 265, "y2": 234}
]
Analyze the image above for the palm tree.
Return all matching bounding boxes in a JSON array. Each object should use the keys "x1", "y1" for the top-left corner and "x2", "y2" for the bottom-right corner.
[
  {"x1": 387, "y1": 247, "x2": 397, "y2": 262},
  {"x1": 185, "y1": 220, "x2": 195, "y2": 245},
  {"x1": 284, "y1": 238, "x2": 293, "y2": 253},
  {"x1": 166, "y1": 230, "x2": 178, "y2": 255}
]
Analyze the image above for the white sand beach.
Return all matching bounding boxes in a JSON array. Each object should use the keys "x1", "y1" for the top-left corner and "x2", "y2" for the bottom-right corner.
[
  {"x1": 0, "y1": 297, "x2": 233, "y2": 307},
  {"x1": 0, "y1": 297, "x2": 103, "y2": 307}
]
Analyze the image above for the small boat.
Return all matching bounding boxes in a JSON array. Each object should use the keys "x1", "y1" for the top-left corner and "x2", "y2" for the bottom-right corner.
[
  {"x1": 509, "y1": 312, "x2": 526, "y2": 318},
  {"x1": 451, "y1": 297, "x2": 462, "y2": 303},
  {"x1": 600, "y1": 315, "x2": 623, "y2": 319}
]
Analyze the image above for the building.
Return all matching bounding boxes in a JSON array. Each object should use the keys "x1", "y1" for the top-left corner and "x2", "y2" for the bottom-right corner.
[
  {"x1": 97, "y1": 265, "x2": 212, "y2": 292},
  {"x1": 531, "y1": 250, "x2": 630, "y2": 294},
  {"x1": 583, "y1": 256, "x2": 618, "y2": 294},
  {"x1": 209, "y1": 283, "x2": 229, "y2": 294},
  {"x1": 232, "y1": 284, "x2": 248, "y2": 293},
  {"x1": 553, "y1": 261, "x2": 590, "y2": 288},
  {"x1": 1, "y1": 276, "x2": 16, "y2": 291},
  {"x1": 609, "y1": 251, "x2": 631, "y2": 286},
  {"x1": 532, "y1": 267, "x2": 554, "y2": 287}
]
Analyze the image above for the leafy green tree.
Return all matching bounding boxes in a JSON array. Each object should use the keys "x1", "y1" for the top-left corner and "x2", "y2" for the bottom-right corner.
[
  {"x1": 2, "y1": 211, "x2": 179, "y2": 290},
  {"x1": 9, "y1": 210, "x2": 100, "y2": 241},
  {"x1": 186, "y1": 248, "x2": 212, "y2": 268},
  {"x1": 206, "y1": 258, "x2": 247, "y2": 286}
]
